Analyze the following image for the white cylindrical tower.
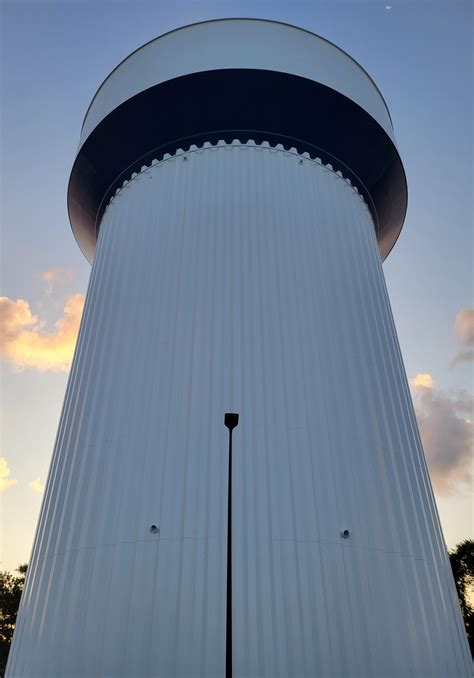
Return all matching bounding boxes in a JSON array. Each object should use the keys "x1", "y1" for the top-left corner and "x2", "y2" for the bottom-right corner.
[{"x1": 8, "y1": 19, "x2": 471, "y2": 678}]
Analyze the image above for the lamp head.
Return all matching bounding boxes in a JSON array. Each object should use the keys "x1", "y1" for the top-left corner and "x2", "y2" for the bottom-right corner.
[{"x1": 224, "y1": 413, "x2": 239, "y2": 430}]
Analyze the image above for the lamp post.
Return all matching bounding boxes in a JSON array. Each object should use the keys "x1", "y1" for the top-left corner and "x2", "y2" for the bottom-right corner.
[{"x1": 224, "y1": 412, "x2": 239, "y2": 678}]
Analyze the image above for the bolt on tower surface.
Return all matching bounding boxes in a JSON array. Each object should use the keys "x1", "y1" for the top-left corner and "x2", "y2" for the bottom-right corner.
[{"x1": 7, "y1": 19, "x2": 471, "y2": 678}]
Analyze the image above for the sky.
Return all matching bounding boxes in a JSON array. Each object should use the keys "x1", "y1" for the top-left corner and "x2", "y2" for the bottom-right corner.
[{"x1": 0, "y1": 0, "x2": 472, "y2": 573}]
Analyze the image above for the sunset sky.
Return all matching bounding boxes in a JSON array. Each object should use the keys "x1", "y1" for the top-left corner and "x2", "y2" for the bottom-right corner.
[{"x1": 1, "y1": 0, "x2": 472, "y2": 573}]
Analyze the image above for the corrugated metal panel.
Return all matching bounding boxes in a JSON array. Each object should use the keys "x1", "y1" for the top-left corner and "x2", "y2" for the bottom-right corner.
[{"x1": 8, "y1": 142, "x2": 471, "y2": 677}]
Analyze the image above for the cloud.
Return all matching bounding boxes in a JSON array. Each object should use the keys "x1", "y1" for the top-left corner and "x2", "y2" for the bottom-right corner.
[
  {"x1": 453, "y1": 350, "x2": 474, "y2": 366},
  {"x1": 40, "y1": 268, "x2": 74, "y2": 284},
  {"x1": 455, "y1": 309, "x2": 474, "y2": 345},
  {"x1": 40, "y1": 268, "x2": 75, "y2": 296},
  {"x1": 0, "y1": 293, "x2": 84, "y2": 372},
  {"x1": 28, "y1": 478, "x2": 45, "y2": 493},
  {"x1": 410, "y1": 373, "x2": 434, "y2": 389},
  {"x1": 411, "y1": 375, "x2": 473, "y2": 494},
  {"x1": 0, "y1": 458, "x2": 18, "y2": 493},
  {"x1": 452, "y1": 308, "x2": 474, "y2": 366}
]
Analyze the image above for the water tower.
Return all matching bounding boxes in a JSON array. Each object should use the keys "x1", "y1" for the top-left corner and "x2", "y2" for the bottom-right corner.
[{"x1": 7, "y1": 19, "x2": 471, "y2": 677}]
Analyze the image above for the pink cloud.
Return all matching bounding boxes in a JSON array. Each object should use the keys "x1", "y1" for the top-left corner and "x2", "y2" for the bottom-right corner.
[{"x1": 0, "y1": 294, "x2": 84, "y2": 372}]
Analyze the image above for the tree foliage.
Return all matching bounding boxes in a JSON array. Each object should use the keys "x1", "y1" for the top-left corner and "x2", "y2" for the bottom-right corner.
[
  {"x1": 0, "y1": 564, "x2": 27, "y2": 676},
  {"x1": 449, "y1": 539, "x2": 474, "y2": 657}
]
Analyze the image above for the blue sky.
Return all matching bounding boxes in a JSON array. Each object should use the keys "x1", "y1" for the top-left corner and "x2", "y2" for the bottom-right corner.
[{"x1": 1, "y1": 0, "x2": 472, "y2": 572}]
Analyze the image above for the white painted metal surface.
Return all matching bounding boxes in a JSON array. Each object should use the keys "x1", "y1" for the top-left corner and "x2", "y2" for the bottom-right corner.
[
  {"x1": 8, "y1": 142, "x2": 471, "y2": 677},
  {"x1": 68, "y1": 18, "x2": 407, "y2": 266},
  {"x1": 79, "y1": 19, "x2": 395, "y2": 147}
]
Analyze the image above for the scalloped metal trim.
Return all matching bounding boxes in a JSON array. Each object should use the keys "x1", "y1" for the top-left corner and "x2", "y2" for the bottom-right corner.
[{"x1": 104, "y1": 139, "x2": 368, "y2": 214}]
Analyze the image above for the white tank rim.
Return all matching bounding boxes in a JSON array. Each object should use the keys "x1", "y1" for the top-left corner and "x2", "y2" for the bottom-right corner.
[
  {"x1": 81, "y1": 18, "x2": 393, "y2": 133},
  {"x1": 78, "y1": 17, "x2": 396, "y2": 148},
  {"x1": 68, "y1": 19, "x2": 407, "y2": 265}
]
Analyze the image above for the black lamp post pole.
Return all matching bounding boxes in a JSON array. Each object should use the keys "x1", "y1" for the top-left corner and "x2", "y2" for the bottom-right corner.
[{"x1": 224, "y1": 412, "x2": 239, "y2": 678}]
